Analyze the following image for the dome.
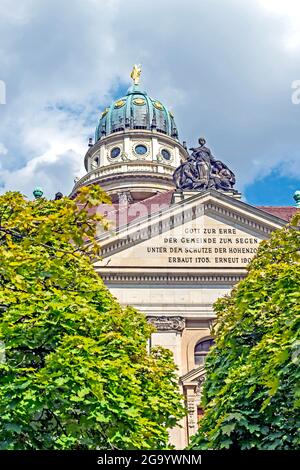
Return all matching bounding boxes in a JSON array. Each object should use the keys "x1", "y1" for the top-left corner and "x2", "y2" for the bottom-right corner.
[
  {"x1": 95, "y1": 83, "x2": 179, "y2": 142},
  {"x1": 71, "y1": 66, "x2": 188, "y2": 203}
]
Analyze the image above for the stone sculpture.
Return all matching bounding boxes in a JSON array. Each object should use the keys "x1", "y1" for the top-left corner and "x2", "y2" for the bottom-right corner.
[{"x1": 173, "y1": 137, "x2": 236, "y2": 191}]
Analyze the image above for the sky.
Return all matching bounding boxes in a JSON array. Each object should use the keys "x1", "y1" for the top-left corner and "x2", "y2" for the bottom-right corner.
[{"x1": 0, "y1": 0, "x2": 300, "y2": 205}]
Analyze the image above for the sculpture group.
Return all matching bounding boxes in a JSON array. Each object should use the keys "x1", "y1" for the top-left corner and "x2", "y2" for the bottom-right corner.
[{"x1": 173, "y1": 138, "x2": 236, "y2": 192}]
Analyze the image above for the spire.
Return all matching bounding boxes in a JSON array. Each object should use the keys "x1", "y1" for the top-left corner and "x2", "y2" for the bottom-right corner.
[{"x1": 130, "y1": 64, "x2": 142, "y2": 86}]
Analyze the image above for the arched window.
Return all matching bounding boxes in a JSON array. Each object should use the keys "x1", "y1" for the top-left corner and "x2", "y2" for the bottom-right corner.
[
  {"x1": 194, "y1": 338, "x2": 215, "y2": 366},
  {"x1": 91, "y1": 156, "x2": 99, "y2": 170}
]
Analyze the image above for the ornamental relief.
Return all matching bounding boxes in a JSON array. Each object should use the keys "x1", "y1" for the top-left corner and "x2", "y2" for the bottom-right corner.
[
  {"x1": 187, "y1": 398, "x2": 197, "y2": 431},
  {"x1": 147, "y1": 316, "x2": 186, "y2": 332},
  {"x1": 196, "y1": 375, "x2": 206, "y2": 398}
]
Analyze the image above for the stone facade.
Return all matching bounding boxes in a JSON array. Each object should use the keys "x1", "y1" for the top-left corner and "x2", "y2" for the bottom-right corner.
[
  {"x1": 93, "y1": 188, "x2": 290, "y2": 448},
  {"x1": 69, "y1": 68, "x2": 297, "y2": 449},
  {"x1": 70, "y1": 130, "x2": 188, "y2": 203}
]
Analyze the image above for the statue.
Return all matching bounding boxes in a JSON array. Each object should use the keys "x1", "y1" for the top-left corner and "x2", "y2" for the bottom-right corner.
[
  {"x1": 173, "y1": 156, "x2": 198, "y2": 190},
  {"x1": 173, "y1": 137, "x2": 236, "y2": 192},
  {"x1": 189, "y1": 137, "x2": 213, "y2": 162},
  {"x1": 54, "y1": 192, "x2": 63, "y2": 200},
  {"x1": 130, "y1": 64, "x2": 142, "y2": 86},
  {"x1": 211, "y1": 160, "x2": 236, "y2": 190}
]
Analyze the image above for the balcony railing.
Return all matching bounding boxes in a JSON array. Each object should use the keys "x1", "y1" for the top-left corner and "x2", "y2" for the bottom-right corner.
[{"x1": 72, "y1": 161, "x2": 175, "y2": 192}]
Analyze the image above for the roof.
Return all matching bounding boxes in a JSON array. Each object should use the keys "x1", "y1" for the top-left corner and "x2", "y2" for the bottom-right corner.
[
  {"x1": 256, "y1": 206, "x2": 298, "y2": 221},
  {"x1": 95, "y1": 190, "x2": 298, "y2": 230},
  {"x1": 95, "y1": 84, "x2": 178, "y2": 142},
  {"x1": 96, "y1": 191, "x2": 174, "y2": 229}
]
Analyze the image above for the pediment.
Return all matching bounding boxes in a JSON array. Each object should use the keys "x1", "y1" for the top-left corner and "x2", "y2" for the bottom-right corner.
[
  {"x1": 95, "y1": 190, "x2": 286, "y2": 273},
  {"x1": 180, "y1": 366, "x2": 206, "y2": 386}
]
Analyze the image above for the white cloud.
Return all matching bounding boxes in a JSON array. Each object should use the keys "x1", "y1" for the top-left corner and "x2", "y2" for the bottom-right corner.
[
  {"x1": 257, "y1": 0, "x2": 300, "y2": 50},
  {"x1": 0, "y1": 143, "x2": 7, "y2": 155},
  {"x1": 0, "y1": 0, "x2": 299, "y2": 198}
]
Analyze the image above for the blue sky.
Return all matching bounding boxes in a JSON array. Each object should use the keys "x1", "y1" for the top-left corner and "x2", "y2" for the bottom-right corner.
[
  {"x1": 245, "y1": 169, "x2": 299, "y2": 206},
  {"x1": 0, "y1": 0, "x2": 300, "y2": 206}
]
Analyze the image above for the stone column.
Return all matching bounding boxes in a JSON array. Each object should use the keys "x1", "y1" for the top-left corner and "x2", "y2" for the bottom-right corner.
[
  {"x1": 182, "y1": 374, "x2": 206, "y2": 445},
  {"x1": 147, "y1": 316, "x2": 186, "y2": 448},
  {"x1": 147, "y1": 316, "x2": 185, "y2": 374}
]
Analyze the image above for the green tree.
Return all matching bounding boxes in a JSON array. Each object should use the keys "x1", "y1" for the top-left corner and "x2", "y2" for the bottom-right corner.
[
  {"x1": 190, "y1": 214, "x2": 300, "y2": 450},
  {"x1": 0, "y1": 187, "x2": 184, "y2": 450}
]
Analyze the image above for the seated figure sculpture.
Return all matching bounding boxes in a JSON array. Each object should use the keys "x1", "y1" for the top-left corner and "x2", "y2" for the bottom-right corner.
[{"x1": 173, "y1": 137, "x2": 236, "y2": 192}]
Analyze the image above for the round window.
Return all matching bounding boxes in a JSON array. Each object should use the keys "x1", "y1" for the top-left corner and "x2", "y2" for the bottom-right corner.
[
  {"x1": 161, "y1": 148, "x2": 171, "y2": 160},
  {"x1": 110, "y1": 147, "x2": 121, "y2": 158},
  {"x1": 135, "y1": 144, "x2": 148, "y2": 155}
]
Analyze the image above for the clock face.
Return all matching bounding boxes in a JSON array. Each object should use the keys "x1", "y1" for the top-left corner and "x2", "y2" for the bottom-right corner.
[{"x1": 110, "y1": 147, "x2": 121, "y2": 158}]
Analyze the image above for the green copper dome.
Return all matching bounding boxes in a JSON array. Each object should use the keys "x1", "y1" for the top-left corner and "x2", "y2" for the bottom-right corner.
[{"x1": 95, "y1": 71, "x2": 178, "y2": 142}]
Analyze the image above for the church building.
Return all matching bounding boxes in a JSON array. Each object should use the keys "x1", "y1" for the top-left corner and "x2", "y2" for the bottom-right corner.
[{"x1": 70, "y1": 66, "x2": 299, "y2": 448}]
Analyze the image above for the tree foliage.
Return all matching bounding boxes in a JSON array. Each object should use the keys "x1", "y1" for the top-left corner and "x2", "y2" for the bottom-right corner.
[
  {"x1": 191, "y1": 214, "x2": 300, "y2": 450},
  {"x1": 0, "y1": 186, "x2": 184, "y2": 450}
]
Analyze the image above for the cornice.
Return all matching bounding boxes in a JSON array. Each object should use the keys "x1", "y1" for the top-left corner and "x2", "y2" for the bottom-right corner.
[
  {"x1": 71, "y1": 161, "x2": 176, "y2": 196},
  {"x1": 98, "y1": 272, "x2": 246, "y2": 284},
  {"x1": 180, "y1": 366, "x2": 206, "y2": 385}
]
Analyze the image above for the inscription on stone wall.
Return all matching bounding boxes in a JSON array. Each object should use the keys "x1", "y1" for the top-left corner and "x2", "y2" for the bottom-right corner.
[
  {"x1": 146, "y1": 226, "x2": 260, "y2": 266},
  {"x1": 100, "y1": 215, "x2": 264, "y2": 269}
]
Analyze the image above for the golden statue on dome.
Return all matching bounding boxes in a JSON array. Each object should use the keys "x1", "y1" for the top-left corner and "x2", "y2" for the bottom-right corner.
[{"x1": 130, "y1": 64, "x2": 141, "y2": 85}]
